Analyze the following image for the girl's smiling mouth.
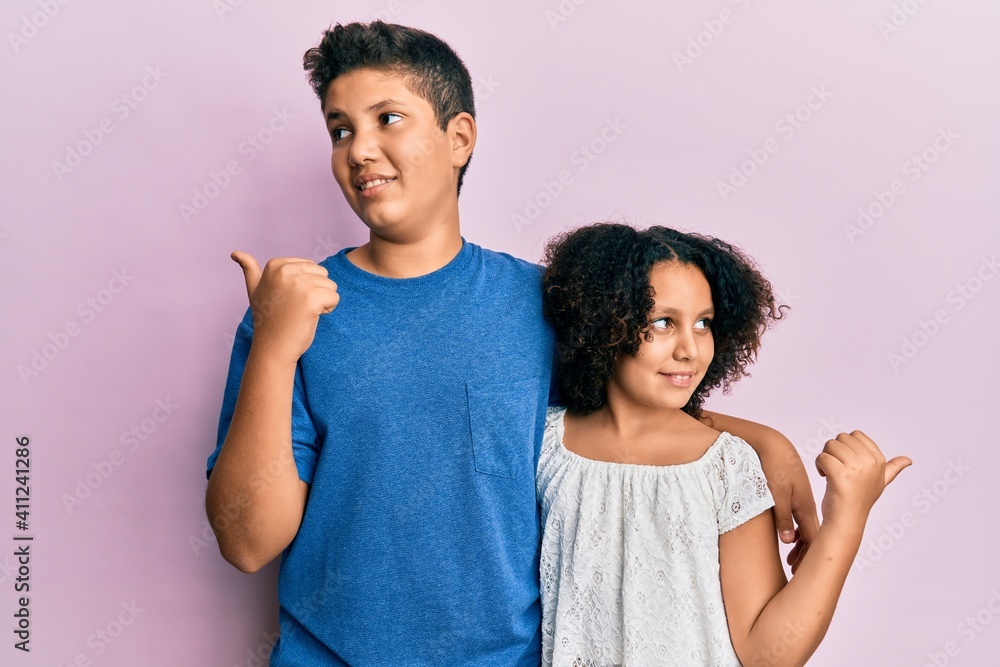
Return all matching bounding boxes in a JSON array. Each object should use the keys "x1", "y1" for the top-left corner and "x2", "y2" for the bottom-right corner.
[{"x1": 660, "y1": 372, "x2": 695, "y2": 388}]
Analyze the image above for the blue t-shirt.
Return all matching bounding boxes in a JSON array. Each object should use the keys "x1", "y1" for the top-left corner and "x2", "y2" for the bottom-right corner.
[{"x1": 207, "y1": 239, "x2": 554, "y2": 666}]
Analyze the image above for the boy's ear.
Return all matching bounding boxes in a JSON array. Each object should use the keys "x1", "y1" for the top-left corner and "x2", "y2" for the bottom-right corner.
[{"x1": 447, "y1": 112, "x2": 476, "y2": 168}]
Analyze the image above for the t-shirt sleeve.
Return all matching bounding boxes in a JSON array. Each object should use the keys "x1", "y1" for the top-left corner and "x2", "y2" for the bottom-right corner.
[
  {"x1": 713, "y1": 434, "x2": 775, "y2": 534},
  {"x1": 206, "y1": 312, "x2": 320, "y2": 484},
  {"x1": 547, "y1": 357, "x2": 563, "y2": 408}
]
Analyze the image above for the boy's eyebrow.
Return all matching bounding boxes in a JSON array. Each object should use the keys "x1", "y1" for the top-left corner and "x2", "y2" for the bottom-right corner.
[{"x1": 326, "y1": 99, "x2": 405, "y2": 124}]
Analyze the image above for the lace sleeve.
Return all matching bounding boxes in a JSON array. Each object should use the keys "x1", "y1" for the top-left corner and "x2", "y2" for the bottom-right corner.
[
  {"x1": 541, "y1": 407, "x2": 564, "y2": 454},
  {"x1": 713, "y1": 434, "x2": 775, "y2": 534}
]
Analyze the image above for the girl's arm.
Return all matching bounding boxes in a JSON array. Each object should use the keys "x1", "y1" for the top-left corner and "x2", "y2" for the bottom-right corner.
[
  {"x1": 720, "y1": 431, "x2": 911, "y2": 667},
  {"x1": 703, "y1": 410, "x2": 820, "y2": 560}
]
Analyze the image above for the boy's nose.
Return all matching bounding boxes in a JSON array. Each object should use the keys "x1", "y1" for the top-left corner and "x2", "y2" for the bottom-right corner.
[{"x1": 348, "y1": 130, "x2": 379, "y2": 166}]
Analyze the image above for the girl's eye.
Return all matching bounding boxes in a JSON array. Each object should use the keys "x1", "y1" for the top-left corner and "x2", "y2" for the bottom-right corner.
[
  {"x1": 650, "y1": 318, "x2": 671, "y2": 330},
  {"x1": 695, "y1": 318, "x2": 712, "y2": 330},
  {"x1": 381, "y1": 112, "x2": 402, "y2": 125},
  {"x1": 331, "y1": 127, "x2": 351, "y2": 142}
]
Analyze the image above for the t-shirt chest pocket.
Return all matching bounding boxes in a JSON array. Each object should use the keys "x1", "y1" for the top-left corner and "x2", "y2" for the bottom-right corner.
[{"x1": 466, "y1": 378, "x2": 539, "y2": 479}]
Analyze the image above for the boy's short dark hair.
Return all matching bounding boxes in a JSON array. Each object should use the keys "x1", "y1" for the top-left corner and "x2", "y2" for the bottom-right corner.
[
  {"x1": 303, "y1": 21, "x2": 476, "y2": 195},
  {"x1": 542, "y1": 222, "x2": 786, "y2": 418}
]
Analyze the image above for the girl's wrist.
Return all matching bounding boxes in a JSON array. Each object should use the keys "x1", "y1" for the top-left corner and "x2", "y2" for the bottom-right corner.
[{"x1": 819, "y1": 513, "x2": 867, "y2": 544}]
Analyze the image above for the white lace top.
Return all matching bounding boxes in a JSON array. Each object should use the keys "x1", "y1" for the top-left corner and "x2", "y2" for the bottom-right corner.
[{"x1": 537, "y1": 407, "x2": 775, "y2": 667}]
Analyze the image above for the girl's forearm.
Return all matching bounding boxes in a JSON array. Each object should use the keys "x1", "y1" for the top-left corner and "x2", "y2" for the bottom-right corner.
[{"x1": 734, "y1": 520, "x2": 865, "y2": 667}]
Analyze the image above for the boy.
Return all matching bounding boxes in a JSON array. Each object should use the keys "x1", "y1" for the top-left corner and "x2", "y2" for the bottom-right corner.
[{"x1": 204, "y1": 21, "x2": 817, "y2": 666}]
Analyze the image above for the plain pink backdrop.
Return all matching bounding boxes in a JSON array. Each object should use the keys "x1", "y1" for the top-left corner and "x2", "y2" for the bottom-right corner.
[{"x1": 1, "y1": 1, "x2": 998, "y2": 665}]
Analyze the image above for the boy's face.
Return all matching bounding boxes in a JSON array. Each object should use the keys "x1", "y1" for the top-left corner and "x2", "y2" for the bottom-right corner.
[
  {"x1": 323, "y1": 67, "x2": 472, "y2": 241},
  {"x1": 607, "y1": 261, "x2": 715, "y2": 411}
]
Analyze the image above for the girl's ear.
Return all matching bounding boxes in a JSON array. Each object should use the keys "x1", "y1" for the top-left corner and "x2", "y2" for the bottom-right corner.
[{"x1": 448, "y1": 112, "x2": 476, "y2": 168}]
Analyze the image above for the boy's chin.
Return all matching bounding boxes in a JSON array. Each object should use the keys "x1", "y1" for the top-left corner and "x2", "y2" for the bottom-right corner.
[
  {"x1": 352, "y1": 208, "x2": 403, "y2": 233},
  {"x1": 358, "y1": 218, "x2": 416, "y2": 243}
]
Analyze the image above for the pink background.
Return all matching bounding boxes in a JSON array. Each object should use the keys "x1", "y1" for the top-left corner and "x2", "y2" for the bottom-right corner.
[{"x1": 2, "y1": 1, "x2": 998, "y2": 665}]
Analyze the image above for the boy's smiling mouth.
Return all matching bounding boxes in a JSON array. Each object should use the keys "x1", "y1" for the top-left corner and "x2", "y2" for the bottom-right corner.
[
  {"x1": 355, "y1": 173, "x2": 396, "y2": 193},
  {"x1": 359, "y1": 178, "x2": 394, "y2": 191}
]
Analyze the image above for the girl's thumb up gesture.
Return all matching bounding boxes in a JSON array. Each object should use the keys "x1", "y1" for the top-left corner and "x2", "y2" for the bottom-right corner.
[{"x1": 816, "y1": 431, "x2": 912, "y2": 531}]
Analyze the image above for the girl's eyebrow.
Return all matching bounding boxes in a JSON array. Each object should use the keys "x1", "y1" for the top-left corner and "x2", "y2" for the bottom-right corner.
[{"x1": 651, "y1": 306, "x2": 715, "y2": 316}]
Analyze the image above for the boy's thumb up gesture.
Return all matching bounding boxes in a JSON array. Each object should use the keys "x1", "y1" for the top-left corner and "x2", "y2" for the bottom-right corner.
[
  {"x1": 231, "y1": 251, "x2": 340, "y2": 363},
  {"x1": 233, "y1": 251, "x2": 264, "y2": 300},
  {"x1": 816, "y1": 431, "x2": 912, "y2": 531}
]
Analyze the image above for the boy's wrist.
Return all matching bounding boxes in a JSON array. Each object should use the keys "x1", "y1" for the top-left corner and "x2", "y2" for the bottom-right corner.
[{"x1": 247, "y1": 339, "x2": 301, "y2": 371}]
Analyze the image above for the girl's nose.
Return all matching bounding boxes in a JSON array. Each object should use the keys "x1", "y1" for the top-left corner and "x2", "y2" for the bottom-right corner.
[{"x1": 672, "y1": 330, "x2": 696, "y2": 362}]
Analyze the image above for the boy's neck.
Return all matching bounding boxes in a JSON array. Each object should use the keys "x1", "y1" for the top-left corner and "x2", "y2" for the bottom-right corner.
[{"x1": 346, "y1": 225, "x2": 464, "y2": 279}]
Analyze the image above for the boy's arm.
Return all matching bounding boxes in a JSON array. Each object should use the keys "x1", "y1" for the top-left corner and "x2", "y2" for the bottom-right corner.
[
  {"x1": 702, "y1": 410, "x2": 819, "y2": 558},
  {"x1": 719, "y1": 431, "x2": 911, "y2": 667},
  {"x1": 205, "y1": 252, "x2": 339, "y2": 573},
  {"x1": 206, "y1": 346, "x2": 310, "y2": 573}
]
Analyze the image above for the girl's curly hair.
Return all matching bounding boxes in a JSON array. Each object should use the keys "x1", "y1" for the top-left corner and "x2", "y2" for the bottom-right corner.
[{"x1": 542, "y1": 223, "x2": 786, "y2": 418}]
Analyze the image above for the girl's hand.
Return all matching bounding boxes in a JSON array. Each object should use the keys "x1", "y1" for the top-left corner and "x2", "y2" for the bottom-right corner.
[{"x1": 816, "y1": 431, "x2": 911, "y2": 532}]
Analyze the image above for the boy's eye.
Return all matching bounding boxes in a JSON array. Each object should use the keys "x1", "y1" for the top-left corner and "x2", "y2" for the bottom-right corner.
[
  {"x1": 380, "y1": 112, "x2": 402, "y2": 126},
  {"x1": 331, "y1": 127, "x2": 351, "y2": 142}
]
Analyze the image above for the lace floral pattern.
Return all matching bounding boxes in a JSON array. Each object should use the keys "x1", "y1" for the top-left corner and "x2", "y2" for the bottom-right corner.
[{"x1": 537, "y1": 407, "x2": 774, "y2": 667}]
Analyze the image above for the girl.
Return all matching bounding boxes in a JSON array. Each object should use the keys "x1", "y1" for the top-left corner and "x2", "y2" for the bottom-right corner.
[{"x1": 538, "y1": 223, "x2": 910, "y2": 666}]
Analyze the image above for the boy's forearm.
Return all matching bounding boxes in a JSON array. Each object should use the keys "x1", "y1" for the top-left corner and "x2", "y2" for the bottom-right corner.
[
  {"x1": 735, "y1": 521, "x2": 864, "y2": 667},
  {"x1": 702, "y1": 410, "x2": 781, "y2": 452},
  {"x1": 205, "y1": 343, "x2": 308, "y2": 573},
  {"x1": 703, "y1": 410, "x2": 820, "y2": 550}
]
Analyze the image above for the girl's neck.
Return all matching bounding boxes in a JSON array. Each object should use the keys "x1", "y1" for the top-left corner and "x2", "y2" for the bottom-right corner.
[
  {"x1": 594, "y1": 401, "x2": 695, "y2": 442},
  {"x1": 564, "y1": 401, "x2": 720, "y2": 467}
]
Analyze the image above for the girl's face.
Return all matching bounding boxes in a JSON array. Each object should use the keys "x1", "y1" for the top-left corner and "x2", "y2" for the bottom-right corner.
[{"x1": 606, "y1": 260, "x2": 715, "y2": 412}]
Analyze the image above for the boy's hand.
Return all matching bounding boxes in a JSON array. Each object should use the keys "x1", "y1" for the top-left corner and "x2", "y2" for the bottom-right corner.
[
  {"x1": 699, "y1": 410, "x2": 821, "y2": 564},
  {"x1": 816, "y1": 431, "x2": 911, "y2": 533},
  {"x1": 231, "y1": 251, "x2": 340, "y2": 363},
  {"x1": 754, "y1": 439, "x2": 820, "y2": 553}
]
